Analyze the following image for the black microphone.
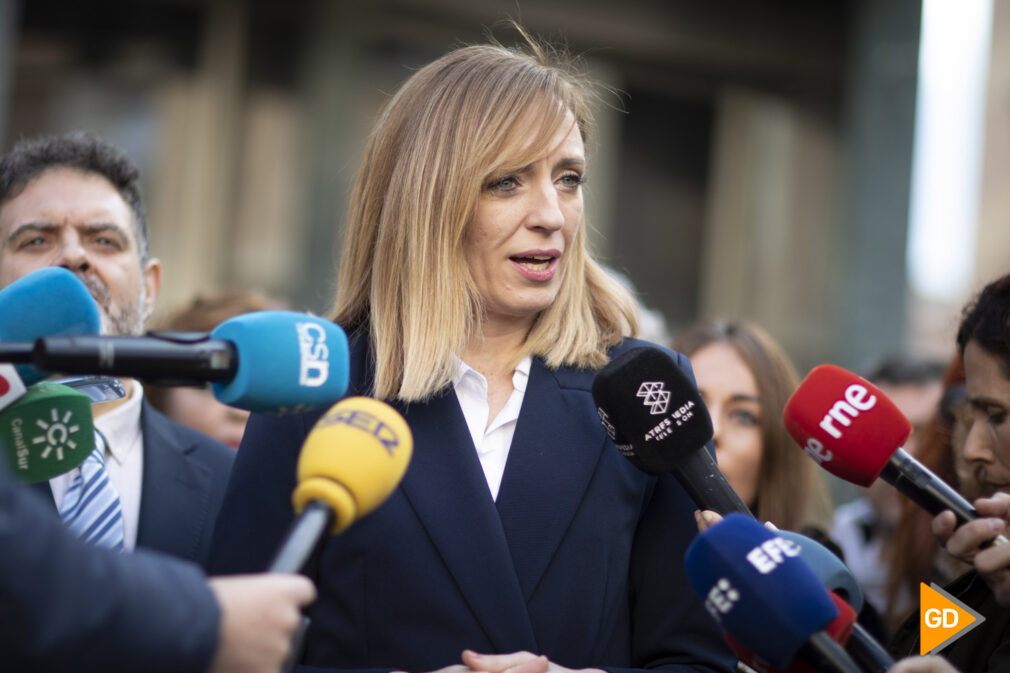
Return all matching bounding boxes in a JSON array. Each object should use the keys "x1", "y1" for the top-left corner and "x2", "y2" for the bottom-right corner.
[
  {"x1": 12, "y1": 334, "x2": 238, "y2": 382},
  {"x1": 592, "y1": 346, "x2": 751, "y2": 515}
]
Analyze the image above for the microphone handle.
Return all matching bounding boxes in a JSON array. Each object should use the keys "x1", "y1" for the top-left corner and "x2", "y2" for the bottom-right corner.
[
  {"x1": 0, "y1": 342, "x2": 33, "y2": 363},
  {"x1": 268, "y1": 500, "x2": 333, "y2": 574},
  {"x1": 799, "y1": 631, "x2": 863, "y2": 673},
  {"x1": 881, "y1": 449, "x2": 977, "y2": 523},
  {"x1": 269, "y1": 501, "x2": 331, "y2": 673},
  {"x1": 280, "y1": 616, "x2": 310, "y2": 673},
  {"x1": 846, "y1": 622, "x2": 894, "y2": 673},
  {"x1": 881, "y1": 449, "x2": 1009, "y2": 546},
  {"x1": 33, "y1": 336, "x2": 238, "y2": 383},
  {"x1": 672, "y1": 447, "x2": 753, "y2": 516}
]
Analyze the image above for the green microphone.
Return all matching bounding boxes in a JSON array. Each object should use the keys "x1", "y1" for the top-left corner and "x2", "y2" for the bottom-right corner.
[{"x1": 0, "y1": 382, "x2": 95, "y2": 483}]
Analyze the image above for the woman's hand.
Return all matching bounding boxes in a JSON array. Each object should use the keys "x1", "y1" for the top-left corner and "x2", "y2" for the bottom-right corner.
[
  {"x1": 694, "y1": 509, "x2": 778, "y2": 533},
  {"x1": 694, "y1": 509, "x2": 723, "y2": 532},
  {"x1": 933, "y1": 492, "x2": 1010, "y2": 606},
  {"x1": 460, "y1": 650, "x2": 603, "y2": 673}
]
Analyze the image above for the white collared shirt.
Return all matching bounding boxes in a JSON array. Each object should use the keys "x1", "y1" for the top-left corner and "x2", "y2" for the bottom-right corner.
[
  {"x1": 50, "y1": 380, "x2": 145, "y2": 550},
  {"x1": 452, "y1": 355, "x2": 531, "y2": 501}
]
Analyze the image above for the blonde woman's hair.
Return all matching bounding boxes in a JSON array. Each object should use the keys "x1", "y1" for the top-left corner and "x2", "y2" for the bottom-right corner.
[
  {"x1": 674, "y1": 319, "x2": 834, "y2": 532},
  {"x1": 332, "y1": 32, "x2": 639, "y2": 401}
]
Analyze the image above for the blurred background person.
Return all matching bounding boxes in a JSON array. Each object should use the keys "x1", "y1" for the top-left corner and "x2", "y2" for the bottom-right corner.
[
  {"x1": 830, "y1": 354, "x2": 945, "y2": 628},
  {"x1": 676, "y1": 318, "x2": 896, "y2": 640},
  {"x1": 673, "y1": 318, "x2": 833, "y2": 533},
  {"x1": 145, "y1": 289, "x2": 286, "y2": 449}
]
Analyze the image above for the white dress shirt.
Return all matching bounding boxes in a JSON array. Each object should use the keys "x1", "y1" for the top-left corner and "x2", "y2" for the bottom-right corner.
[
  {"x1": 49, "y1": 381, "x2": 145, "y2": 551},
  {"x1": 452, "y1": 355, "x2": 531, "y2": 501}
]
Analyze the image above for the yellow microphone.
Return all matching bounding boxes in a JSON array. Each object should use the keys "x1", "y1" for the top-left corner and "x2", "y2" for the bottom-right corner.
[{"x1": 268, "y1": 396, "x2": 413, "y2": 573}]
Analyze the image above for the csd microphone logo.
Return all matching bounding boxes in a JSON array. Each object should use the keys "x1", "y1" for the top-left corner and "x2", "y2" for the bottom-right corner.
[{"x1": 296, "y1": 322, "x2": 330, "y2": 387}]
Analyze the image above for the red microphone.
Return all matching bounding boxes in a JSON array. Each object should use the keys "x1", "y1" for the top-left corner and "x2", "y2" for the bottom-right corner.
[
  {"x1": 728, "y1": 591, "x2": 856, "y2": 673},
  {"x1": 784, "y1": 364, "x2": 999, "y2": 532}
]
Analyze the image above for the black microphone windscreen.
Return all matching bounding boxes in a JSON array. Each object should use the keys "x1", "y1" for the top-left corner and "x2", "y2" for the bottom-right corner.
[{"x1": 592, "y1": 347, "x2": 713, "y2": 475}]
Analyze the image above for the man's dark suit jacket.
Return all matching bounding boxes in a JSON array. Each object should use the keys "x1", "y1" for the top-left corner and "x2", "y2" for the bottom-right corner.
[
  {"x1": 1, "y1": 457, "x2": 220, "y2": 672},
  {"x1": 210, "y1": 330, "x2": 735, "y2": 673},
  {"x1": 34, "y1": 400, "x2": 234, "y2": 568}
]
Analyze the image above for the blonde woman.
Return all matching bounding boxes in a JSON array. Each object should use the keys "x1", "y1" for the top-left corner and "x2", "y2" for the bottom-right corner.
[{"x1": 210, "y1": 32, "x2": 734, "y2": 673}]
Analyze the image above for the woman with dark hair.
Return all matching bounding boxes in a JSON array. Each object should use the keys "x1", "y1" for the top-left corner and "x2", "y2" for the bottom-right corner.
[{"x1": 889, "y1": 273, "x2": 1010, "y2": 671}]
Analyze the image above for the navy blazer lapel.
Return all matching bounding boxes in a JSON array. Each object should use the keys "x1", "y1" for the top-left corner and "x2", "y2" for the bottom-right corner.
[
  {"x1": 136, "y1": 402, "x2": 214, "y2": 561},
  {"x1": 397, "y1": 388, "x2": 538, "y2": 654},
  {"x1": 495, "y1": 359, "x2": 606, "y2": 601}
]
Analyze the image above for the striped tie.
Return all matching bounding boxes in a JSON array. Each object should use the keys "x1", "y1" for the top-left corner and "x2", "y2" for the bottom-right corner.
[{"x1": 59, "y1": 431, "x2": 124, "y2": 551}]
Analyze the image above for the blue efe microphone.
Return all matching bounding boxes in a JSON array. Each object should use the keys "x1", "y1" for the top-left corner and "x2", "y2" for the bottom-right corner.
[
  {"x1": 0, "y1": 268, "x2": 102, "y2": 385},
  {"x1": 685, "y1": 513, "x2": 861, "y2": 673},
  {"x1": 18, "y1": 311, "x2": 350, "y2": 414}
]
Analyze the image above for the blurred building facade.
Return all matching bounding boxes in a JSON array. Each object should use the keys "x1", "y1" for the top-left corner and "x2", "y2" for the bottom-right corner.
[{"x1": 0, "y1": 0, "x2": 1007, "y2": 373}]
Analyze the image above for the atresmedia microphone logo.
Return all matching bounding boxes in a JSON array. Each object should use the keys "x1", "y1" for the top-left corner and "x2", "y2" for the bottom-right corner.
[{"x1": 636, "y1": 381, "x2": 696, "y2": 442}]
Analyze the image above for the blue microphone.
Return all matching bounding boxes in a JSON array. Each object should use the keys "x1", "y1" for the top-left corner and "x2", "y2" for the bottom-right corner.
[
  {"x1": 0, "y1": 268, "x2": 101, "y2": 384},
  {"x1": 209, "y1": 311, "x2": 347, "y2": 413},
  {"x1": 11, "y1": 311, "x2": 350, "y2": 414},
  {"x1": 685, "y1": 513, "x2": 862, "y2": 673}
]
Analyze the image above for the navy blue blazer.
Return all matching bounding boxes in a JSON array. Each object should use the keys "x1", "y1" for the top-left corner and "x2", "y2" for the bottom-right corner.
[
  {"x1": 210, "y1": 331, "x2": 735, "y2": 673},
  {"x1": 136, "y1": 401, "x2": 235, "y2": 566},
  {"x1": 2, "y1": 458, "x2": 219, "y2": 672},
  {"x1": 32, "y1": 400, "x2": 234, "y2": 568}
]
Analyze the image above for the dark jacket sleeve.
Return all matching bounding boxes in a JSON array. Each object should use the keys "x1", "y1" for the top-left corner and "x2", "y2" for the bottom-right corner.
[{"x1": 0, "y1": 461, "x2": 219, "y2": 673}]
